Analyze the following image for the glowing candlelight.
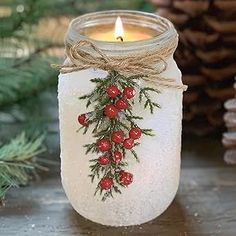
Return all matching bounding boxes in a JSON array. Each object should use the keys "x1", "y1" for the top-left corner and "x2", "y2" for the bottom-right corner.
[
  {"x1": 87, "y1": 16, "x2": 155, "y2": 42},
  {"x1": 114, "y1": 16, "x2": 124, "y2": 41}
]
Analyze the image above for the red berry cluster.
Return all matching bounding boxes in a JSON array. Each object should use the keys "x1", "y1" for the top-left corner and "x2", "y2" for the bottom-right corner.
[
  {"x1": 78, "y1": 85, "x2": 135, "y2": 124},
  {"x1": 77, "y1": 71, "x2": 159, "y2": 200},
  {"x1": 104, "y1": 85, "x2": 135, "y2": 118},
  {"x1": 99, "y1": 171, "x2": 133, "y2": 190},
  {"x1": 96, "y1": 127, "x2": 142, "y2": 162},
  {"x1": 78, "y1": 84, "x2": 142, "y2": 192}
]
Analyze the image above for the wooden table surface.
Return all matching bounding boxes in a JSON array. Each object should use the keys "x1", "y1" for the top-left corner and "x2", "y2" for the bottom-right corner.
[
  {"x1": 0, "y1": 91, "x2": 236, "y2": 236},
  {"x1": 1, "y1": 136, "x2": 236, "y2": 236}
]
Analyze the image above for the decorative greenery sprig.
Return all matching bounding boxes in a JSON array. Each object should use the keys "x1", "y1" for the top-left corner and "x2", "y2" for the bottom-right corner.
[
  {"x1": 0, "y1": 132, "x2": 46, "y2": 202},
  {"x1": 78, "y1": 71, "x2": 160, "y2": 201}
]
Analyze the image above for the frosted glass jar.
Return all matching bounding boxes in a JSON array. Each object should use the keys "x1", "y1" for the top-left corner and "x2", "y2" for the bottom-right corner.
[{"x1": 58, "y1": 10, "x2": 184, "y2": 226}]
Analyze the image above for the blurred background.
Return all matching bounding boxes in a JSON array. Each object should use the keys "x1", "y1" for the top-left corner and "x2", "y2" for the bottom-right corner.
[{"x1": 0, "y1": 0, "x2": 235, "y2": 201}]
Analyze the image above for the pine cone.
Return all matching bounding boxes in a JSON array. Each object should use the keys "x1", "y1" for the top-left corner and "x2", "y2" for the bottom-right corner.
[
  {"x1": 149, "y1": 0, "x2": 236, "y2": 135},
  {"x1": 223, "y1": 86, "x2": 236, "y2": 164}
]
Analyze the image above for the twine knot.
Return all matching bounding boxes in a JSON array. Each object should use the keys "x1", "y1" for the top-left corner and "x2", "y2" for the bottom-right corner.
[{"x1": 52, "y1": 38, "x2": 187, "y2": 91}]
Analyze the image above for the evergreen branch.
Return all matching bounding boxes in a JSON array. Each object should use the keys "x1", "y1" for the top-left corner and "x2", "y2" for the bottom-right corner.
[
  {"x1": 139, "y1": 87, "x2": 161, "y2": 114},
  {"x1": 0, "y1": 1, "x2": 48, "y2": 38},
  {"x1": 0, "y1": 55, "x2": 59, "y2": 107},
  {"x1": 113, "y1": 185, "x2": 122, "y2": 194},
  {"x1": 79, "y1": 94, "x2": 92, "y2": 100},
  {"x1": 142, "y1": 87, "x2": 161, "y2": 94},
  {"x1": 78, "y1": 71, "x2": 160, "y2": 200},
  {"x1": 130, "y1": 149, "x2": 140, "y2": 162},
  {"x1": 142, "y1": 129, "x2": 155, "y2": 136},
  {"x1": 0, "y1": 132, "x2": 46, "y2": 200},
  {"x1": 125, "y1": 114, "x2": 143, "y2": 127},
  {"x1": 101, "y1": 189, "x2": 113, "y2": 201},
  {"x1": 90, "y1": 78, "x2": 103, "y2": 84},
  {"x1": 84, "y1": 143, "x2": 98, "y2": 154}
]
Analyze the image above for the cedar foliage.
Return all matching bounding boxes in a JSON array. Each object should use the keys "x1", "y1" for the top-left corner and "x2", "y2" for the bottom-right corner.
[{"x1": 0, "y1": 132, "x2": 46, "y2": 201}]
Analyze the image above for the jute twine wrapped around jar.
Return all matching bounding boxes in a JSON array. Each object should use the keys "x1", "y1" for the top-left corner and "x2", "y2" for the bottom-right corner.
[{"x1": 52, "y1": 36, "x2": 187, "y2": 91}]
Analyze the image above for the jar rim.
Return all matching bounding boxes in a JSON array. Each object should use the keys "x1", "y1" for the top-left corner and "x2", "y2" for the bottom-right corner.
[{"x1": 65, "y1": 10, "x2": 177, "y2": 53}]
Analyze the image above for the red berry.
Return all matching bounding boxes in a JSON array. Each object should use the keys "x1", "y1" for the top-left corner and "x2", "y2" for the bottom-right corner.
[
  {"x1": 98, "y1": 156, "x2": 110, "y2": 165},
  {"x1": 123, "y1": 87, "x2": 135, "y2": 99},
  {"x1": 115, "y1": 99, "x2": 129, "y2": 110},
  {"x1": 119, "y1": 171, "x2": 133, "y2": 186},
  {"x1": 106, "y1": 85, "x2": 121, "y2": 98},
  {"x1": 112, "y1": 151, "x2": 122, "y2": 163},
  {"x1": 129, "y1": 127, "x2": 142, "y2": 140},
  {"x1": 78, "y1": 113, "x2": 88, "y2": 126},
  {"x1": 123, "y1": 138, "x2": 134, "y2": 149},
  {"x1": 119, "y1": 170, "x2": 125, "y2": 176},
  {"x1": 97, "y1": 138, "x2": 112, "y2": 152},
  {"x1": 99, "y1": 177, "x2": 113, "y2": 190},
  {"x1": 111, "y1": 130, "x2": 124, "y2": 143},
  {"x1": 104, "y1": 105, "x2": 118, "y2": 118}
]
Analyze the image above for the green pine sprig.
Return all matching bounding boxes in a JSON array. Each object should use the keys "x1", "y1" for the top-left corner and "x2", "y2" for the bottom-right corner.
[
  {"x1": 139, "y1": 87, "x2": 161, "y2": 114},
  {"x1": 78, "y1": 71, "x2": 160, "y2": 201},
  {"x1": 0, "y1": 132, "x2": 46, "y2": 201},
  {"x1": 0, "y1": 55, "x2": 59, "y2": 107}
]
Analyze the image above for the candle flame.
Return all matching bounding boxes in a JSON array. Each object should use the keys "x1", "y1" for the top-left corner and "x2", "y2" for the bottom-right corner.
[{"x1": 114, "y1": 16, "x2": 124, "y2": 41}]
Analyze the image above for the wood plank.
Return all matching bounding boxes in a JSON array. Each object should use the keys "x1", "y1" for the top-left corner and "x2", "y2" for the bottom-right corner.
[{"x1": 1, "y1": 166, "x2": 236, "y2": 236}]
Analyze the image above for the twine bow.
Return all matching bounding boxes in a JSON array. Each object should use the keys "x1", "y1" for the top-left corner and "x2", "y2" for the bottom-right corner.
[{"x1": 53, "y1": 38, "x2": 187, "y2": 91}]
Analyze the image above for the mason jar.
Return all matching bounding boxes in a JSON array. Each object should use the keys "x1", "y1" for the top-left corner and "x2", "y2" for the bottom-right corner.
[{"x1": 58, "y1": 10, "x2": 184, "y2": 226}]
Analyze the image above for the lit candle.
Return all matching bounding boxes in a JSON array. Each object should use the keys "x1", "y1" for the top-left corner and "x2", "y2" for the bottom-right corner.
[
  {"x1": 114, "y1": 16, "x2": 124, "y2": 41},
  {"x1": 86, "y1": 16, "x2": 157, "y2": 42},
  {"x1": 58, "y1": 10, "x2": 185, "y2": 227}
]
